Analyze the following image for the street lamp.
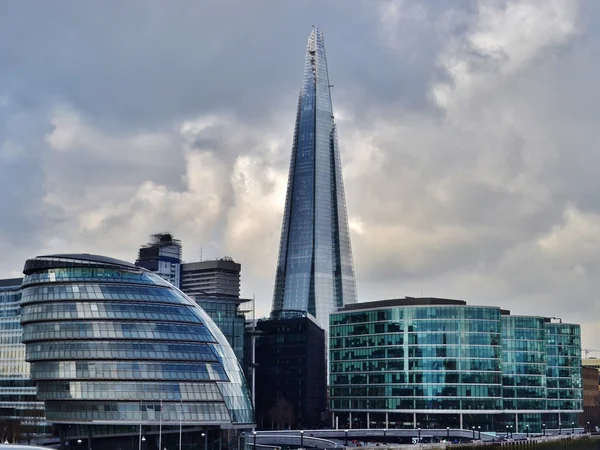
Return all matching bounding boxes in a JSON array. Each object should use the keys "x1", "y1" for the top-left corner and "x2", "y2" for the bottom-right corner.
[
  {"x1": 253, "y1": 431, "x2": 257, "y2": 449},
  {"x1": 526, "y1": 425, "x2": 529, "y2": 438},
  {"x1": 559, "y1": 422, "x2": 562, "y2": 435},
  {"x1": 506, "y1": 425, "x2": 509, "y2": 439},
  {"x1": 300, "y1": 430, "x2": 304, "y2": 448},
  {"x1": 572, "y1": 422, "x2": 575, "y2": 434},
  {"x1": 446, "y1": 427, "x2": 450, "y2": 439},
  {"x1": 542, "y1": 423, "x2": 546, "y2": 436},
  {"x1": 418, "y1": 427, "x2": 421, "y2": 441},
  {"x1": 472, "y1": 426, "x2": 475, "y2": 440},
  {"x1": 587, "y1": 421, "x2": 591, "y2": 433},
  {"x1": 478, "y1": 426, "x2": 481, "y2": 440},
  {"x1": 77, "y1": 440, "x2": 82, "y2": 445},
  {"x1": 383, "y1": 428, "x2": 387, "y2": 438},
  {"x1": 344, "y1": 430, "x2": 349, "y2": 446},
  {"x1": 201, "y1": 432, "x2": 207, "y2": 450}
]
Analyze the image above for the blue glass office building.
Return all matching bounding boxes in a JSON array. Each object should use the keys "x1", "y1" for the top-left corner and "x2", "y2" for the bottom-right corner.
[
  {"x1": 330, "y1": 298, "x2": 582, "y2": 433},
  {"x1": 20, "y1": 254, "x2": 254, "y2": 448},
  {"x1": 272, "y1": 27, "x2": 357, "y2": 324},
  {"x1": 0, "y1": 278, "x2": 47, "y2": 439}
]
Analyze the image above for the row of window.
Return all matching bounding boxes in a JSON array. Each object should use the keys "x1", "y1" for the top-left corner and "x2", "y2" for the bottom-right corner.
[
  {"x1": 26, "y1": 341, "x2": 217, "y2": 362},
  {"x1": 22, "y1": 321, "x2": 215, "y2": 343},
  {"x1": 546, "y1": 389, "x2": 582, "y2": 399},
  {"x1": 330, "y1": 398, "x2": 503, "y2": 410},
  {"x1": 331, "y1": 334, "x2": 501, "y2": 347},
  {"x1": 45, "y1": 400, "x2": 230, "y2": 423},
  {"x1": 331, "y1": 323, "x2": 501, "y2": 337},
  {"x1": 22, "y1": 268, "x2": 164, "y2": 287},
  {"x1": 330, "y1": 307, "x2": 501, "y2": 325},
  {"x1": 547, "y1": 400, "x2": 584, "y2": 410},
  {"x1": 330, "y1": 372, "x2": 502, "y2": 385},
  {"x1": 21, "y1": 283, "x2": 189, "y2": 306},
  {"x1": 38, "y1": 381, "x2": 224, "y2": 402},
  {"x1": 331, "y1": 359, "x2": 501, "y2": 373},
  {"x1": 501, "y1": 317, "x2": 546, "y2": 329},
  {"x1": 31, "y1": 361, "x2": 229, "y2": 382},
  {"x1": 501, "y1": 363, "x2": 547, "y2": 376},
  {"x1": 502, "y1": 375, "x2": 546, "y2": 387},
  {"x1": 502, "y1": 353, "x2": 546, "y2": 364},
  {"x1": 21, "y1": 302, "x2": 200, "y2": 324},
  {"x1": 547, "y1": 379, "x2": 583, "y2": 389},
  {"x1": 331, "y1": 384, "x2": 502, "y2": 398},
  {"x1": 502, "y1": 340, "x2": 547, "y2": 351},
  {"x1": 331, "y1": 346, "x2": 502, "y2": 360}
]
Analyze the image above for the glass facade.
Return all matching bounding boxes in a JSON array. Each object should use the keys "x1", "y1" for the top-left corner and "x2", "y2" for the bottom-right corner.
[
  {"x1": 252, "y1": 312, "x2": 326, "y2": 429},
  {"x1": 194, "y1": 297, "x2": 248, "y2": 362},
  {"x1": 329, "y1": 298, "x2": 583, "y2": 432},
  {"x1": 272, "y1": 27, "x2": 357, "y2": 325},
  {"x1": 20, "y1": 254, "x2": 254, "y2": 432},
  {"x1": 0, "y1": 278, "x2": 47, "y2": 438},
  {"x1": 545, "y1": 322, "x2": 582, "y2": 429}
]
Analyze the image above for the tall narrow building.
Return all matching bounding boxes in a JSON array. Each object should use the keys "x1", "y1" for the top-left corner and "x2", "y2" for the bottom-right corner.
[{"x1": 272, "y1": 27, "x2": 357, "y2": 324}]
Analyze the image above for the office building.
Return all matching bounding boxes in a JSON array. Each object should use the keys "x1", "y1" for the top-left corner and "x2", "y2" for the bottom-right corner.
[
  {"x1": 252, "y1": 311, "x2": 326, "y2": 429},
  {"x1": 135, "y1": 233, "x2": 182, "y2": 286},
  {"x1": 181, "y1": 258, "x2": 241, "y2": 299},
  {"x1": 0, "y1": 278, "x2": 46, "y2": 440},
  {"x1": 135, "y1": 234, "x2": 246, "y2": 365},
  {"x1": 195, "y1": 296, "x2": 250, "y2": 361},
  {"x1": 501, "y1": 315, "x2": 547, "y2": 431},
  {"x1": 329, "y1": 297, "x2": 582, "y2": 433},
  {"x1": 272, "y1": 27, "x2": 357, "y2": 325},
  {"x1": 20, "y1": 254, "x2": 254, "y2": 449}
]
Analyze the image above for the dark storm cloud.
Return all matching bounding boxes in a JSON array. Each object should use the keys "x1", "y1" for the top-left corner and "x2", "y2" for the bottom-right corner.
[{"x1": 2, "y1": 0, "x2": 600, "y2": 345}]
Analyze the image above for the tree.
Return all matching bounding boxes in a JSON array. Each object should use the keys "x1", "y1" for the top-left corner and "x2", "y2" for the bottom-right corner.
[
  {"x1": 20, "y1": 407, "x2": 45, "y2": 444},
  {"x1": 267, "y1": 396, "x2": 296, "y2": 430}
]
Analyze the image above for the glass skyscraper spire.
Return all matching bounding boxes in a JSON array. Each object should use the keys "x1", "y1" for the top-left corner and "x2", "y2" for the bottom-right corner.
[{"x1": 272, "y1": 27, "x2": 357, "y2": 324}]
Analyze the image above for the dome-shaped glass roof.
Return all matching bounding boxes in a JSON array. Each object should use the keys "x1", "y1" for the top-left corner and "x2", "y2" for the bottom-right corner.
[{"x1": 20, "y1": 254, "x2": 255, "y2": 428}]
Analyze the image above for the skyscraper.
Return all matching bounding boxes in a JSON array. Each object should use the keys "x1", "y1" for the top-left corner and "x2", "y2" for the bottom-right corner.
[
  {"x1": 272, "y1": 27, "x2": 357, "y2": 324},
  {"x1": 135, "y1": 233, "x2": 182, "y2": 286}
]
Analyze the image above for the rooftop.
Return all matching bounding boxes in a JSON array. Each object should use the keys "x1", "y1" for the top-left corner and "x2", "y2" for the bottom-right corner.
[
  {"x1": 24, "y1": 253, "x2": 139, "y2": 275},
  {"x1": 338, "y1": 297, "x2": 467, "y2": 312}
]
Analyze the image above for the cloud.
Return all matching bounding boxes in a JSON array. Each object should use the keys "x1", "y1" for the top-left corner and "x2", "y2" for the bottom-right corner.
[{"x1": 2, "y1": 0, "x2": 600, "y2": 344}]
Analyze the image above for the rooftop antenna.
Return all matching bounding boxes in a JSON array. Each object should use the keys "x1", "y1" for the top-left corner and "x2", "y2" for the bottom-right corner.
[{"x1": 200, "y1": 245, "x2": 203, "y2": 262}]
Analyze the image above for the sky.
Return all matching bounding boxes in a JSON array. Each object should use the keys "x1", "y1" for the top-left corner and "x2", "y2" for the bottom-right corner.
[{"x1": 2, "y1": 0, "x2": 600, "y2": 348}]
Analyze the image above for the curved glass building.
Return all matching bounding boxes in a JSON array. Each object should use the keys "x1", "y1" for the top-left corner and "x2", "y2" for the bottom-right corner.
[
  {"x1": 20, "y1": 254, "x2": 254, "y2": 447},
  {"x1": 330, "y1": 298, "x2": 582, "y2": 434}
]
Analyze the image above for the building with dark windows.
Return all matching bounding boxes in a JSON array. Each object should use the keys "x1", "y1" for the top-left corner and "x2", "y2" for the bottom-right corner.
[
  {"x1": 0, "y1": 278, "x2": 47, "y2": 440},
  {"x1": 329, "y1": 297, "x2": 582, "y2": 434},
  {"x1": 252, "y1": 311, "x2": 326, "y2": 430},
  {"x1": 135, "y1": 233, "x2": 182, "y2": 287},
  {"x1": 20, "y1": 254, "x2": 254, "y2": 450},
  {"x1": 272, "y1": 27, "x2": 357, "y2": 326},
  {"x1": 180, "y1": 258, "x2": 241, "y2": 299}
]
